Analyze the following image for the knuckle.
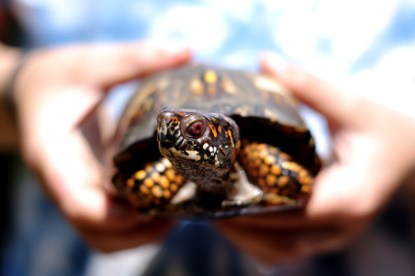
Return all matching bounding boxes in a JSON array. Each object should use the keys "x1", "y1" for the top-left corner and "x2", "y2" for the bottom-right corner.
[{"x1": 345, "y1": 198, "x2": 378, "y2": 222}]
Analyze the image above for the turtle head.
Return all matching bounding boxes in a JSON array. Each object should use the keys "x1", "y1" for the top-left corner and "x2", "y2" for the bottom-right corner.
[{"x1": 156, "y1": 108, "x2": 240, "y2": 192}]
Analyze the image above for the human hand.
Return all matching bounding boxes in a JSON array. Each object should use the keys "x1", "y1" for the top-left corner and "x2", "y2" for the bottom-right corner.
[
  {"x1": 216, "y1": 53, "x2": 415, "y2": 264},
  {"x1": 13, "y1": 42, "x2": 191, "y2": 252}
]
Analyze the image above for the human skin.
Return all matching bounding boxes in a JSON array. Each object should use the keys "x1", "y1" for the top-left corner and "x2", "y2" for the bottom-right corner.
[
  {"x1": 11, "y1": 42, "x2": 191, "y2": 252},
  {"x1": 0, "y1": 43, "x2": 21, "y2": 150},
  {"x1": 215, "y1": 53, "x2": 415, "y2": 264},
  {"x1": 5, "y1": 42, "x2": 415, "y2": 261}
]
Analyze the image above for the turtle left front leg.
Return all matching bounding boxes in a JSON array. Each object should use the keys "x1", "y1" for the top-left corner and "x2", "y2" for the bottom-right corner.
[
  {"x1": 239, "y1": 142, "x2": 314, "y2": 205},
  {"x1": 113, "y1": 157, "x2": 186, "y2": 212}
]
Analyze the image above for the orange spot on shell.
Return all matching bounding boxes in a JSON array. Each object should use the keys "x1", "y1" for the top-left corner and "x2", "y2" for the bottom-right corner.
[
  {"x1": 203, "y1": 70, "x2": 218, "y2": 84},
  {"x1": 190, "y1": 78, "x2": 204, "y2": 95}
]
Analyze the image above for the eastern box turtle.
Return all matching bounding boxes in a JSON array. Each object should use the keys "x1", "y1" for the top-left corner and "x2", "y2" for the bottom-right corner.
[{"x1": 111, "y1": 65, "x2": 321, "y2": 218}]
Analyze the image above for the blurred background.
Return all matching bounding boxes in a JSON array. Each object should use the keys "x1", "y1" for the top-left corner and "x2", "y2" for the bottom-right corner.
[{"x1": 1, "y1": 1, "x2": 415, "y2": 275}]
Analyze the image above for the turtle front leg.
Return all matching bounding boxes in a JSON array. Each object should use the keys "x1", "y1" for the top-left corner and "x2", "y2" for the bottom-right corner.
[
  {"x1": 239, "y1": 142, "x2": 313, "y2": 205},
  {"x1": 114, "y1": 158, "x2": 186, "y2": 211}
]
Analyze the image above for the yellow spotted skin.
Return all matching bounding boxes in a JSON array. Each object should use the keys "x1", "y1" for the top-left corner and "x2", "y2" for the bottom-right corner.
[
  {"x1": 239, "y1": 142, "x2": 313, "y2": 204},
  {"x1": 122, "y1": 158, "x2": 185, "y2": 209}
]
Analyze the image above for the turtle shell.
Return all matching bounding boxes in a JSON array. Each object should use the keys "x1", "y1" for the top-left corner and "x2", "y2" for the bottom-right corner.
[{"x1": 112, "y1": 64, "x2": 321, "y2": 217}]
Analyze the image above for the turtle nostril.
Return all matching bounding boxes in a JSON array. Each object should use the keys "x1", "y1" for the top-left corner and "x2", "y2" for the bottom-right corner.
[{"x1": 157, "y1": 110, "x2": 173, "y2": 125}]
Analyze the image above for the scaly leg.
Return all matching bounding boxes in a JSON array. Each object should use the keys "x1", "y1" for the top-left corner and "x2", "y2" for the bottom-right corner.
[
  {"x1": 239, "y1": 142, "x2": 313, "y2": 205},
  {"x1": 116, "y1": 158, "x2": 186, "y2": 211}
]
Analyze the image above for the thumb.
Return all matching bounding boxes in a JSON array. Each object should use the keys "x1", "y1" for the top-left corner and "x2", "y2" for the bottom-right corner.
[
  {"x1": 260, "y1": 53, "x2": 357, "y2": 124},
  {"x1": 75, "y1": 42, "x2": 192, "y2": 88}
]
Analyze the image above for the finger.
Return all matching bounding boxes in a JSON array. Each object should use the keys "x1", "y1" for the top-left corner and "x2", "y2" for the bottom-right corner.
[
  {"x1": 305, "y1": 160, "x2": 384, "y2": 223},
  {"x1": 76, "y1": 42, "x2": 192, "y2": 88},
  {"x1": 260, "y1": 52, "x2": 358, "y2": 124},
  {"x1": 81, "y1": 219, "x2": 174, "y2": 253},
  {"x1": 217, "y1": 222, "x2": 353, "y2": 264},
  {"x1": 31, "y1": 126, "x2": 146, "y2": 232},
  {"x1": 215, "y1": 211, "x2": 313, "y2": 229}
]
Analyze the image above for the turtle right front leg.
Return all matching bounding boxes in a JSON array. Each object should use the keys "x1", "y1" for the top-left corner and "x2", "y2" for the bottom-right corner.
[
  {"x1": 238, "y1": 142, "x2": 314, "y2": 206},
  {"x1": 114, "y1": 158, "x2": 186, "y2": 211}
]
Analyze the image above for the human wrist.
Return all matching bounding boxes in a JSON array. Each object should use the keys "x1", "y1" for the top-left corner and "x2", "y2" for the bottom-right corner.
[
  {"x1": 0, "y1": 43, "x2": 25, "y2": 150},
  {"x1": 0, "y1": 44, "x2": 22, "y2": 97}
]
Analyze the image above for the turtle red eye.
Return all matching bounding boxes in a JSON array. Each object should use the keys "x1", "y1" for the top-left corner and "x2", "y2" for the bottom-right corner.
[{"x1": 186, "y1": 120, "x2": 206, "y2": 138}]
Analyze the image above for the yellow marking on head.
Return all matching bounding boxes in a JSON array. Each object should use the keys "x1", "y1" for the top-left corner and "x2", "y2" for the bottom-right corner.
[
  {"x1": 203, "y1": 70, "x2": 218, "y2": 84},
  {"x1": 209, "y1": 124, "x2": 218, "y2": 138},
  {"x1": 226, "y1": 129, "x2": 233, "y2": 141},
  {"x1": 170, "y1": 117, "x2": 180, "y2": 125},
  {"x1": 217, "y1": 125, "x2": 222, "y2": 134}
]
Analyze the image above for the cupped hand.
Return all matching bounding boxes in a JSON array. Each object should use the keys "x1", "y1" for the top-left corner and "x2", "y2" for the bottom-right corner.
[
  {"x1": 216, "y1": 53, "x2": 415, "y2": 264},
  {"x1": 13, "y1": 42, "x2": 191, "y2": 252}
]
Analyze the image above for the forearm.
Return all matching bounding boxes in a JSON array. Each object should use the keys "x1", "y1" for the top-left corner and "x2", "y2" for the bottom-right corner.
[{"x1": 0, "y1": 42, "x2": 22, "y2": 151}]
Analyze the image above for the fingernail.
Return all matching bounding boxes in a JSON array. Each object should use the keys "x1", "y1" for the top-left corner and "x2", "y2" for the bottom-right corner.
[
  {"x1": 159, "y1": 42, "x2": 191, "y2": 56},
  {"x1": 261, "y1": 52, "x2": 290, "y2": 74}
]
